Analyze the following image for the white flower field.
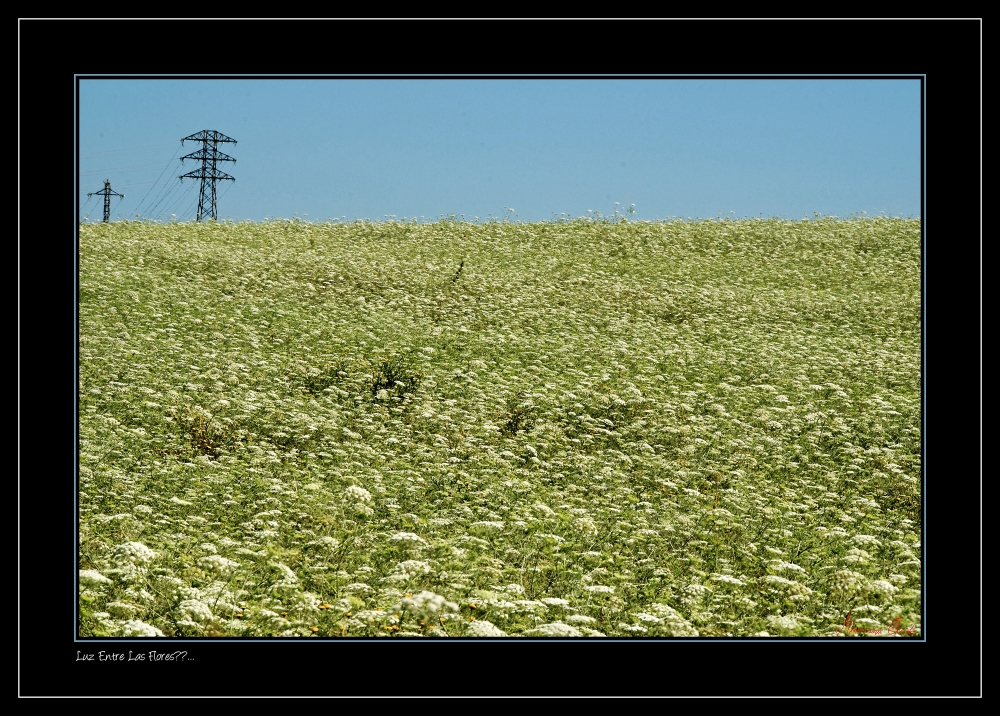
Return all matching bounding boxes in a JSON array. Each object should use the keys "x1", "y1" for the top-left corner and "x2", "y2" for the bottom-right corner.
[{"x1": 78, "y1": 215, "x2": 921, "y2": 637}]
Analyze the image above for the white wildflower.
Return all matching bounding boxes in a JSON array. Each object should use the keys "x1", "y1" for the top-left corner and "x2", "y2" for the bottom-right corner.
[
  {"x1": 344, "y1": 485, "x2": 372, "y2": 502},
  {"x1": 634, "y1": 613, "x2": 663, "y2": 625},
  {"x1": 349, "y1": 610, "x2": 389, "y2": 626},
  {"x1": 844, "y1": 547, "x2": 870, "y2": 564},
  {"x1": 712, "y1": 574, "x2": 745, "y2": 586},
  {"x1": 198, "y1": 555, "x2": 241, "y2": 572},
  {"x1": 112, "y1": 541, "x2": 157, "y2": 565},
  {"x1": 79, "y1": 570, "x2": 112, "y2": 587},
  {"x1": 830, "y1": 570, "x2": 865, "y2": 593},
  {"x1": 120, "y1": 620, "x2": 164, "y2": 637},
  {"x1": 177, "y1": 600, "x2": 213, "y2": 622},
  {"x1": 764, "y1": 575, "x2": 796, "y2": 586},
  {"x1": 767, "y1": 615, "x2": 800, "y2": 631},
  {"x1": 524, "y1": 621, "x2": 583, "y2": 637},
  {"x1": 386, "y1": 560, "x2": 432, "y2": 582},
  {"x1": 573, "y1": 517, "x2": 598, "y2": 533},
  {"x1": 540, "y1": 597, "x2": 569, "y2": 608},
  {"x1": 343, "y1": 582, "x2": 374, "y2": 594},
  {"x1": 648, "y1": 604, "x2": 700, "y2": 636},
  {"x1": 309, "y1": 536, "x2": 340, "y2": 549},
  {"x1": 466, "y1": 620, "x2": 507, "y2": 637},
  {"x1": 106, "y1": 601, "x2": 139, "y2": 618},
  {"x1": 270, "y1": 562, "x2": 299, "y2": 588},
  {"x1": 514, "y1": 600, "x2": 546, "y2": 613},
  {"x1": 470, "y1": 521, "x2": 505, "y2": 532},
  {"x1": 394, "y1": 590, "x2": 458, "y2": 618},
  {"x1": 619, "y1": 624, "x2": 648, "y2": 633},
  {"x1": 388, "y1": 532, "x2": 428, "y2": 546},
  {"x1": 870, "y1": 580, "x2": 899, "y2": 595},
  {"x1": 683, "y1": 583, "x2": 712, "y2": 598}
]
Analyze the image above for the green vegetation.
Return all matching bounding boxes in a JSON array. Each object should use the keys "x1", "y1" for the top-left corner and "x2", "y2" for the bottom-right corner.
[{"x1": 78, "y1": 215, "x2": 921, "y2": 637}]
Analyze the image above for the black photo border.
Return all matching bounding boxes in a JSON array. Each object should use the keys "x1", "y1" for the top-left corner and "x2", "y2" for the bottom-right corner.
[{"x1": 19, "y1": 18, "x2": 981, "y2": 697}]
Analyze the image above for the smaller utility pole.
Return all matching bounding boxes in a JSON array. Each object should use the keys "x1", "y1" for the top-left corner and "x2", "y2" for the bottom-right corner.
[{"x1": 88, "y1": 179, "x2": 124, "y2": 223}]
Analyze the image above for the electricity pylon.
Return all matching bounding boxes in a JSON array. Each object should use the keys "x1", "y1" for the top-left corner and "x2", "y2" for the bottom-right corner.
[
  {"x1": 88, "y1": 180, "x2": 124, "y2": 223},
  {"x1": 179, "y1": 130, "x2": 236, "y2": 222}
]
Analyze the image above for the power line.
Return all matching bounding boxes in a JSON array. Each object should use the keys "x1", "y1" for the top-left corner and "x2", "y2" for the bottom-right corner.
[
  {"x1": 81, "y1": 141, "x2": 181, "y2": 160},
  {"x1": 215, "y1": 181, "x2": 234, "y2": 219},
  {"x1": 143, "y1": 157, "x2": 189, "y2": 218},
  {"x1": 178, "y1": 182, "x2": 202, "y2": 221},
  {"x1": 179, "y1": 130, "x2": 236, "y2": 222},
  {"x1": 80, "y1": 193, "x2": 98, "y2": 221},
  {"x1": 138, "y1": 165, "x2": 181, "y2": 218},
  {"x1": 133, "y1": 144, "x2": 183, "y2": 218},
  {"x1": 138, "y1": 166, "x2": 181, "y2": 218},
  {"x1": 159, "y1": 178, "x2": 197, "y2": 221},
  {"x1": 162, "y1": 180, "x2": 198, "y2": 221},
  {"x1": 110, "y1": 179, "x2": 162, "y2": 190},
  {"x1": 148, "y1": 177, "x2": 185, "y2": 219},
  {"x1": 81, "y1": 162, "x2": 172, "y2": 176}
]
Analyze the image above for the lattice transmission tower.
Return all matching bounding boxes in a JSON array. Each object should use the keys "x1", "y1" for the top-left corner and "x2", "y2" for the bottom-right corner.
[
  {"x1": 87, "y1": 180, "x2": 124, "y2": 223},
  {"x1": 179, "y1": 130, "x2": 237, "y2": 222}
]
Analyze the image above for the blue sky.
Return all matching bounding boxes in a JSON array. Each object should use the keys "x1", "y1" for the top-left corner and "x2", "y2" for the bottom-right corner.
[{"x1": 78, "y1": 78, "x2": 921, "y2": 223}]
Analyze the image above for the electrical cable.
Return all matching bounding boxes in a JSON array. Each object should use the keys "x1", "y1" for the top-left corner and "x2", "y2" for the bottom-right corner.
[
  {"x1": 133, "y1": 144, "x2": 183, "y2": 218},
  {"x1": 81, "y1": 162, "x2": 169, "y2": 176},
  {"x1": 114, "y1": 179, "x2": 160, "y2": 191},
  {"x1": 80, "y1": 194, "x2": 97, "y2": 221},
  {"x1": 210, "y1": 180, "x2": 235, "y2": 221},
  {"x1": 179, "y1": 185, "x2": 201, "y2": 221},
  {"x1": 158, "y1": 179, "x2": 196, "y2": 221},
  {"x1": 112, "y1": 195, "x2": 125, "y2": 222},
  {"x1": 163, "y1": 180, "x2": 196, "y2": 221},
  {"x1": 175, "y1": 188, "x2": 200, "y2": 222},
  {"x1": 138, "y1": 166, "x2": 181, "y2": 218},
  {"x1": 147, "y1": 172, "x2": 188, "y2": 218},
  {"x1": 81, "y1": 141, "x2": 180, "y2": 160},
  {"x1": 180, "y1": 180, "x2": 201, "y2": 220},
  {"x1": 139, "y1": 165, "x2": 182, "y2": 218},
  {"x1": 83, "y1": 144, "x2": 180, "y2": 218},
  {"x1": 149, "y1": 185, "x2": 180, "y2": 220}
]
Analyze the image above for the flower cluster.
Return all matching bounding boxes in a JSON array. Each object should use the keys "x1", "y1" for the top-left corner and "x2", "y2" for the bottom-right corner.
[{"x1": 78, "y1": 217, "x2": 921, "y2": 637}]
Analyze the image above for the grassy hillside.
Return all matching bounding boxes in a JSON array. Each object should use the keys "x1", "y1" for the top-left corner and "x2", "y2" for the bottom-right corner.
[{"x1": 78, "y1": 216, "x2": 921, "y2": 637}]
